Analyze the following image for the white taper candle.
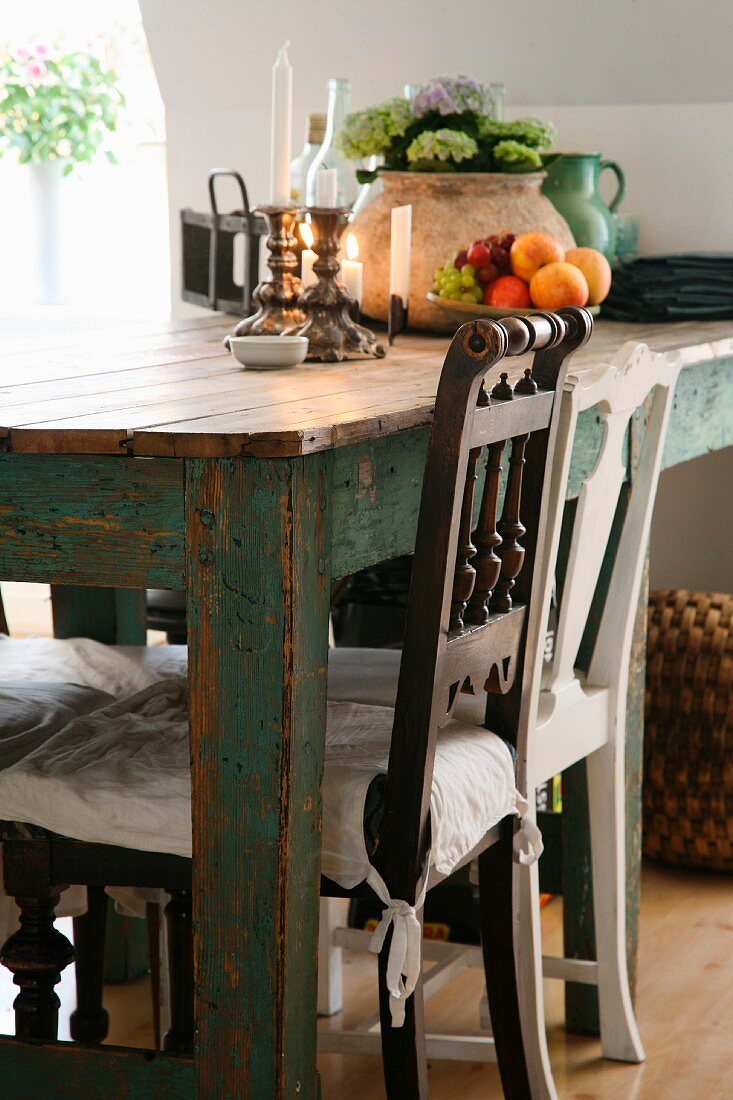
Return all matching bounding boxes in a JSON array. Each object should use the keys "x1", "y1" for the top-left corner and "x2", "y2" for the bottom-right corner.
[
  {"x1": 389, "y1": 204, "x2": 412, "y2": 305},
  {"x1": 269, "y1": 42, "x2": 293, "y2": 205}
]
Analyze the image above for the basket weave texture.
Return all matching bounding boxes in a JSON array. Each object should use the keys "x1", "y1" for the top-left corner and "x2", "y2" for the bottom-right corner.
[{"x1": 644, "y1": 590, "x2": 733, "y2": 871}]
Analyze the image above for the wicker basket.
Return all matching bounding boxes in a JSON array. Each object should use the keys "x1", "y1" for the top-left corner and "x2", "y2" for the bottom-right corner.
[{"x1": 644, "y1": 590, "x2": 733, "y2": 871}]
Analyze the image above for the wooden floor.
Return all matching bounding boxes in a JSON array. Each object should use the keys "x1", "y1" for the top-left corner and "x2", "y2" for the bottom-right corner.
[{"x1": 0, "y1": 862, "x2": 718, "y2": 1099}]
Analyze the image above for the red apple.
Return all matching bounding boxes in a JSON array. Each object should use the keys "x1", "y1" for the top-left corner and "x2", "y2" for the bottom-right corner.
[
  {"x1": 484, "y1": 275, "x2": 532, "y2": 309},
  {"x1": 454, "y1": 248, "x2": 469, "y2": 270}
]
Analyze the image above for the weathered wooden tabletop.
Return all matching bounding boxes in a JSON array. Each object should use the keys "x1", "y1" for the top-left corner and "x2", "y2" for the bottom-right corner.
[
  {"x1": 1, "y1": 315, "x2": 731, "y2": 457},
  {"x1": 0, "y1": 313, "x2": 730, "y2": 1097}
]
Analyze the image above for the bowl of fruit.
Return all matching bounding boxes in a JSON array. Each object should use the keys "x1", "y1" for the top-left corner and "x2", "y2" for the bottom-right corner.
[{"x1": 428, "y1": 231, "x2": 611, "y2": 321}]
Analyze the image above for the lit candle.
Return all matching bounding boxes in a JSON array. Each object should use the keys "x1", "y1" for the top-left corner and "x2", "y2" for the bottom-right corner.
[
  {"x1": 389, "y1": 204, "x2": 412, "y2": 306},
  {"x1": 300, "y1": 221, "x2": 318, "y2": 289},
  {"x1": 341, "y1": 233, "x2": 363, "y2": 307},
  {"x1": 315, "y1": 167, "x2": 338, "y2": 207},
  {"x1": 269, "y1": 42, "x2": 292, "y2": 206}
]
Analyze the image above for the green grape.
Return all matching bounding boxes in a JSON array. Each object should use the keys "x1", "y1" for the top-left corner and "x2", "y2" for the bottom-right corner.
[
  {"x1": 434, "y1": 267, "x2": 444, "y2": 282},
  {"x1": 472, "y1": 285, "x2": 483, "y2": 303},
  {"x1": 460, "y1": 263, "x2": 476, "y2": 277},
  {"x1": 460, "y1": 273, "x2": 476, "y2": 288},
  {"x1": 439, "y1": 287, "x2": 452, "y2": 298},
  {"x1": 461, "y1": 291, "x2": 476, "y2": 303}
]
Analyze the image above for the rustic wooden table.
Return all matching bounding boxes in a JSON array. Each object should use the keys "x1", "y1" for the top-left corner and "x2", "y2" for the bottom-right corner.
[{"x1": 0, "y1": 315, "x2": 730, "y2": 1096}]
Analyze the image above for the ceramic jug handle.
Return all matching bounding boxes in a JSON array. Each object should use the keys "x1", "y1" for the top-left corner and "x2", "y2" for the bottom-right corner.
[{"x1": 599, "y1": 160, "x2": 626, "y2": 213}]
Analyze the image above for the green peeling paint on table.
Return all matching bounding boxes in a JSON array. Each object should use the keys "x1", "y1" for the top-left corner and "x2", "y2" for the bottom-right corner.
[{"x1": 0, "y1": 318, "x2": 730, "y2": 1095}]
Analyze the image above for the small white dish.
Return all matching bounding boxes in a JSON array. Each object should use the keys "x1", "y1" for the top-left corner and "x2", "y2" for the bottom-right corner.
[{"x1": 224, "y1": 334, "x2": 308, "y2": 370}]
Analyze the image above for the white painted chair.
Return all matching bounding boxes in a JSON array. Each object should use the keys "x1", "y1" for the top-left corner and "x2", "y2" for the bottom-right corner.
[{"x1": 319, "y1": 340, "x2": 683, "y2": 1095}]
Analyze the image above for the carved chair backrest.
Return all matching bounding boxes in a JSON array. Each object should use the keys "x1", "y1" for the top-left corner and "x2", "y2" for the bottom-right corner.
[
  {"x1": 528, "y1": 340, "x2": 682, "y2": 718},
  {"x1": 373, "y1": 308, "x2": 593, "y2": 901}
]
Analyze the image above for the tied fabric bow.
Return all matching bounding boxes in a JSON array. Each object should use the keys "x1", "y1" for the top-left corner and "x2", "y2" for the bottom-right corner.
[
  {"x1": 366, "y1": 868, "x2": 429, "y2": 1027},
  {"x1": 513, "y1": 791, "x2": 545, "y2": 865}
]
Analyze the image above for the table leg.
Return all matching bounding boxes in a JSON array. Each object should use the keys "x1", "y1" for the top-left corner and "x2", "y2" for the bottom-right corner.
[
  {"x1": 51, "y1": 585, "x2": 147, "y2": 645},
  {"x1": 186, "y1": 453, "x2": 333, "y2": 1100}
]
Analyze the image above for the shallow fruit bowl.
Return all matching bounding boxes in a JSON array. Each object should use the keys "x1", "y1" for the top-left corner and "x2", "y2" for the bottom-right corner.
[
  {"x1": 224, "y1": 334, "x2": 309, "y2": 370},
  {"x1": 427, "y1": 292, "x2": 600, "y2": 323}
]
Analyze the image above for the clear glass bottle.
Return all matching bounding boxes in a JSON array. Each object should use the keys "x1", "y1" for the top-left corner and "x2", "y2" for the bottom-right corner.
[
  {"x1": 489, "y1": 83, "x2": 505, "y2": 120},
  {"x1": 306, "y1": 77, "x2": 359, "y2": 208},
  {"x1": 290, "y1": 112, "x2": 326, "y2": 205}
]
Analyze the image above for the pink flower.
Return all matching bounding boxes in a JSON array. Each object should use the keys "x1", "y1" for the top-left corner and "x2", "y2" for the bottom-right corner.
[
  {"x1": 13, "y1": 47, "x2": 30, "y2": 62},
  {"x1": 25, "y1": 59, "x2": 47, "y2": 81},
  {"x1": 33, "y1": 43, "x2": 49, "y2": 59}
]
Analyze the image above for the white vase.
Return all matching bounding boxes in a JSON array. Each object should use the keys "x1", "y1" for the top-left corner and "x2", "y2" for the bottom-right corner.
[{"x1": 29, "y1": 160, "x2": 66, "y2": 304}]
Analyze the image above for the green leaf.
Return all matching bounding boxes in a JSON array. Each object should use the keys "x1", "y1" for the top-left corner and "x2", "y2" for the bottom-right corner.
[{"x1": 355, "y1": 167, "x2": 378, "y2": 185}]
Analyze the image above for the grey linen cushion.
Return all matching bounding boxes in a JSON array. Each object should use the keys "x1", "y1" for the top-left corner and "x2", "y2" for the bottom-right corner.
[{"x1": 0, "y1": 683, "x2": 115, "y2": 771}]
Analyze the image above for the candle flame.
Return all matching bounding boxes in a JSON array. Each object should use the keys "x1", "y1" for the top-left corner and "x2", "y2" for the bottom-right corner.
[
  {"x1": 346, "y1": 233, "x2": 359, "y2": 261},
  {"x1": 300, "y1": 222, "x2": 314, "y2": 248}
]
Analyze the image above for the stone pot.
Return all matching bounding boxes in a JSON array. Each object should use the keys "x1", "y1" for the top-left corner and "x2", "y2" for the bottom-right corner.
[{"x1": 351, "y1": 170, "x2": 576, "y2": 332}]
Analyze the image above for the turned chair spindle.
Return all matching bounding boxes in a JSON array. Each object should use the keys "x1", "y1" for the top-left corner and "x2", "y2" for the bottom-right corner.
[
  {"x1": 1, "y1": 890, "x2": 75, "y2": 1043},
  {"x1": 492, "y1": 434, "x2": 529, "y2": 613},
  {"x1": 466, "y1": 440, "x2": 506, "y2": 624},
  {"x1": 450, "y1": 446, "x2": 482, "y2": 631}
]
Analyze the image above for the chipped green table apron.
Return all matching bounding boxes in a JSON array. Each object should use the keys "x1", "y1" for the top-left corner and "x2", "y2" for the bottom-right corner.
[{"x1": 0, "y1": 319, "x2": 730, "y2": 1096}]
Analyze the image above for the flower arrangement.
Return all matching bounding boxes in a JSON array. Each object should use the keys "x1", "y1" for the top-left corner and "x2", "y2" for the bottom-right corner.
[
  {"x1": 336, "y1": 75, "x2": 556, "y2": 180},
  {"x1": 0, "y1": 41, "x2": 124, "y2": 174}
]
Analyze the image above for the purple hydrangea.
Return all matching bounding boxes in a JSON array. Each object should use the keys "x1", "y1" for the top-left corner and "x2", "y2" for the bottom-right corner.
[{"x1": 411, "y1": 75, "x2": 494, "y2": 118}]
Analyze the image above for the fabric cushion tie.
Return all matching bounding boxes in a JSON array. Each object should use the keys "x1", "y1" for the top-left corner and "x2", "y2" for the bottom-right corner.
[
  {"x1": 366, "y1": 867, "x2": 429, "y2": 1027},
  {"x1": 513, "y1": 791, "x2": 545, "y2": 865}
]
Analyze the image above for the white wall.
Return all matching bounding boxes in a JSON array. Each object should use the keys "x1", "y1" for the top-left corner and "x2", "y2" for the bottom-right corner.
[
  {"x1": 140, "y1": 0, "x2": 733, "y2": 311},
  {"x1": 140, "y1": 0, "x2": 733, "y2": 592}
]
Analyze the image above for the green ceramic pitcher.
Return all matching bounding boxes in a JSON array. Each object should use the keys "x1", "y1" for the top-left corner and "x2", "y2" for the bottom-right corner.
[{"x1": 541, "y1": 152, "x2": 625, "y2": 263}]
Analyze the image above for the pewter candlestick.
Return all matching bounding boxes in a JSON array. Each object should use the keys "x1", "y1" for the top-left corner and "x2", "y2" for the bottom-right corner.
[
  {"x1": 235, "y1": 205, "x2": 306, "y2": 336},
  {"x1": 290, "y1": 206, "x2": 385, "y2": 362}
]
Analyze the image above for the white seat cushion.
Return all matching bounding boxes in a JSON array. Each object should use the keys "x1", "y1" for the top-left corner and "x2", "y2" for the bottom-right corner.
[
  {"x1": 0, "y1": 634, "x2": 186, "y2": 697},
  {"x1": 0, "y1": 636, "x2": 487, "y2": 722},
  {"x1": 0, "y1": 674, "x2": 520, "y2": 892}
]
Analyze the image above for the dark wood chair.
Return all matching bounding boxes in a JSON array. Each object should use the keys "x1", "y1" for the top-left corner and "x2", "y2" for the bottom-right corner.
[{"x1": 0, "y1": 308, "x2": 592, "y2": 1098}]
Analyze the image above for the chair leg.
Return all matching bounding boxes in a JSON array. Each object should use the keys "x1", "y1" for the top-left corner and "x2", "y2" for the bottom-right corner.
[
  {"x1": 70, "y1": 885, "x2": 109, "y2": 1044},
  {"x1": 479, "y1": 831, "x2": 557, "y2": 1100},
  {"x1": 318, "y1": 897, "x2": 347, "y2": 1016},
  {"x1": 163, "y1": 889, "x2": 194, "y2": 1056},
  {"x1": 377, "y1": 922, "x2": 428, "y2": 1100},
  {"x1": 146, "y1": 901, "x2": 162, "y2": 1050},
  {"x1": 587, "y1": 740, "x2": 645, "y2": 1063}
]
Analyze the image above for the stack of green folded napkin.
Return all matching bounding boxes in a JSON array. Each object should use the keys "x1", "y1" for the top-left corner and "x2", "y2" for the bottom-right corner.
[{"x1": 602, "y1": 253, "x2": 733, "y2": 322}]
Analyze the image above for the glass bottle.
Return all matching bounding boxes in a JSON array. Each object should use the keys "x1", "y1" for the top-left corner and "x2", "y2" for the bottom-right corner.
[
  {"x1": 290, "y1": 112, "x2": 326, "y2": 205},
  {"x1": 489, "y1": 83, "x2": 505, "y2": 120},
  {"x1": 306, "y1": 77, "x2": 359, "y2": 208}
]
